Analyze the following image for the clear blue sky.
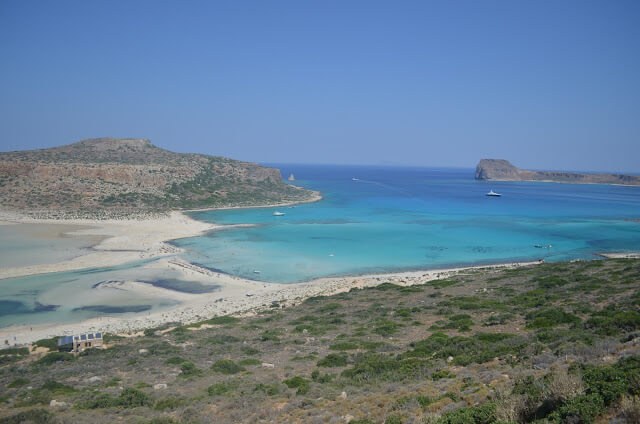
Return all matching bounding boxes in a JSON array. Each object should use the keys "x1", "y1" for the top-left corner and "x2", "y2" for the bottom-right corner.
[{"x1": 1, "y1": 1, "x2": 639, "y2": 172}]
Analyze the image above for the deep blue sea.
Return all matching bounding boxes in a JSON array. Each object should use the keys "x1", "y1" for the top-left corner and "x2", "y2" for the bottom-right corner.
[{"x1": 174, "y1": 164, "x2": 640, "y2": 283}]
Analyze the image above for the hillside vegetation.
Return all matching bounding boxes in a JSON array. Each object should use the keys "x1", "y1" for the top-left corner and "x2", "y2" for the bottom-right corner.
[
  {"x1": 1, "y1": 259, "x2": 639, "y2": 423},
  {"x1": 0, "y1": 138, "x2": 315, "y2": 217}
]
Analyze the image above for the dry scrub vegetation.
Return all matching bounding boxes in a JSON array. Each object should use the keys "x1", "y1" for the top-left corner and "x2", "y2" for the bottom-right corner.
[{"x1": 1, "y1": 258, "x2": 640, "y2": 423}]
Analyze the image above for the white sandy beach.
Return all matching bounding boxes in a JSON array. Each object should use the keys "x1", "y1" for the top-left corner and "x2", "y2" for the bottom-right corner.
[{"x1": 1, "y1": 205, "x2": 539, "y2": 345}]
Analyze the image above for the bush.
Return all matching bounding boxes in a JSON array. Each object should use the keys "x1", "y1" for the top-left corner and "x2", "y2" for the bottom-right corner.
[
  {"x1": 254, "y1": 383, "x2": 279, "y2": 395},
  {"x1": 238, "y1": 358, "x2": 261, "y2": 366},
  {"x1": 329, "y1": 341, "x2": 359, "y2": 351},
  {"x1": 207, "y1": 381, "x2": 237, "y2": 396},
  {"x1": 7, "y1": 377, "x2": 29, "y2": 388},
  {"x1": 118, "y1": 387, "x2": 153, "y2": 408},
  {"x1": 0, "y1": 409, "x2": 55, "y2": 424},
  {"x1": 211, "y1": 359, "x2": 244, "y2": 374},
  {"x1": 81, "y1": 387, "x2": 152, "y2": 409},
  {"x1": 154, "y1": 396, "x2": 187, "y2": 410},
  {"x1": 283, "y1": 376, "x2": 310, "y2": 395},
  {"x1": 317, "y1": 353, "x2": 348, "y2": 367},
  {"x1": 525, "y1": 307, "x2": 580, "y2": 329},
  {"x1": 547, "y1": 393, "x2": 604, "y2": 424},
  {"x1": 33, "y1": 337, "x2": 59, "y2": 351},
  {"x1": 35, "y1": 352, "x2": 74, "y2": 365},
  {"x1": 179, "y1": 361, "x2": 202, "y2": 377},
  {"x1": 436, "y1": 403, "x2": 497, "y2": 424}
]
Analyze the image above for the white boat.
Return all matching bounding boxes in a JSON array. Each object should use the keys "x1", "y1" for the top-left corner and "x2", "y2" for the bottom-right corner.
[
  {"x1": 253, "y1": 270, "x2": 261, "y2": 274},
  {"x1": 486, "y1": 190, "x2": 501, "y2": 197},
  {"x1": 352, "y1": 177, "x2": 359, "y2": 181},
  {"x1": 273, "y1": 211, "x2": 285, "y2": 216},
  {"x1": 288, "y1": 174, "x2": 295, "y2": 181}
]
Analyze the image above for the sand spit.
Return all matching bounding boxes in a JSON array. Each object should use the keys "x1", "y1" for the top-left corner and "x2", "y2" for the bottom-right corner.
[
  {"x1": 0, "y1": 211, "x2": 216, "y2": 280},
  {"x1": 596, "y1": 252, "x2": 640, "y2": 259}
]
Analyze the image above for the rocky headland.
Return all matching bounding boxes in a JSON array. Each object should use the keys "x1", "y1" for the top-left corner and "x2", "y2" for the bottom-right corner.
[
  {"x1": 475, "y1": 159, "x2": 640, "y2": 186},
  {"x1": 0, "y1": 137, "x2": 318, "y2": 217}
]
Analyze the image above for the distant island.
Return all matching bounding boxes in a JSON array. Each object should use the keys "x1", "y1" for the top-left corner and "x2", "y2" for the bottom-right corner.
[
  {"x1": 475, "y1": 159, "x2": 640, "y2": 186},
  {"x1": 0, "y1": 138, "x2": 318, "y2": 217}
]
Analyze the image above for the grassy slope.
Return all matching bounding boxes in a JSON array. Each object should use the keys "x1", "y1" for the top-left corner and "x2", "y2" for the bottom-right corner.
[{"x1": 1, "y1": 259, "x2": 640, "y2": 423}]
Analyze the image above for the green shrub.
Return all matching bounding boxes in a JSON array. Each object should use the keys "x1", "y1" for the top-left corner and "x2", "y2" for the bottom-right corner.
[
  {"x1": 329, "y1": 341, "x2": 359, "y2": 351},
  {"x1": 40, "y1": 380, "x2": 75, "y2": 395},
  {"x1": 435, "y1": 402, "x2": 496, "y2": 424},
  {"x1": 342, "y1": 353, "x2": 431, "y2": 382},
  {"x1": 0, "y1": 409, "x2": 55, "y2": 424},
  {"x1": 238, "y1": 358, "x2": 261, "y2": 366},
  {"x1": 7, "y1": 377, "x2": 29, "y2": 388},
  {"x1": 241, "y1": 346, "x2": 260, "y2": 355},
  {"x1": 254, "y1": 383, "x2": 280, "y2": 395},
  {"x1": 317, "y1": 353, "x2": 348, "y2": 367},
  {"x1": 81, "y1": 387, "x2": 152, "y2": 409},
  {"x1": 373, "y1": 319, "x2": 401, "y2": 337},
  {"x1": 547, "y1": 393, "x2": 604, "y2": 424},
  {"x1": 283, "y1": 376, "x2": 309, "y2": 395},
  {"x1": 118, "y1": 387, "x2": 153, "y2": 408},
  {"x1": 179, "y1": 361, "x2": 202, "y2": 377},
  {"x1": 166, "y1": 356, "x2": 187, "y2": 365},
  {"x1": 404, "y1": 332, "x2": 521, "y2": 366},
  {"x1": 432, "y1": 369, "x2": 455, "y2": 380},
  {"x1": 33, "y1": 337, "x2": 59, "y2": 351},
  {"x1": 207, "y1": 381, "x2": 237, "y2": 396},
  {"x1": 35, "y1": 352, "x2": 74, "y2": 365},
  {"x1": 154, "y1": 396, "x2": 187, "y2": 410},
  {"x1": 211, "y1": 359, "x2": 244, "y2": 374},
  {"x1": 525, "y1": 307, "x2": 580, "y2": 329}
]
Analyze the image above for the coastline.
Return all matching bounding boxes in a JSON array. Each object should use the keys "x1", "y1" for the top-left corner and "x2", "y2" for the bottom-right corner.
[
  {"x1": 0, "y1": 257, "x2": 540, "y2": 345},
  {"x1": 0, "y1": 196, "x2": 633, "y2": 346}
]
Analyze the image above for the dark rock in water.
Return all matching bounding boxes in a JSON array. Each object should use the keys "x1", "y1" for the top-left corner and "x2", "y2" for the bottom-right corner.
[
  {"x1": 475, "y1": 159, "x2": 640, "y2": 186},
  {"x1": 73, "y1": 305, "x2": 152, "y2": 314}
]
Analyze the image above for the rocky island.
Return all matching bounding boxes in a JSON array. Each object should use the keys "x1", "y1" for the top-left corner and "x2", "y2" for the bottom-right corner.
[
  {"x1": 475, "y1": 159, "x2": 640, "y2": 186},
  {"x1": 0, "y1": 138, "x2": 318, "y2": 218}
]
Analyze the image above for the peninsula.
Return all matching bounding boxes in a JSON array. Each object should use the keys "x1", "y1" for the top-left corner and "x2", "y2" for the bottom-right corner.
[
  {"x1": 0, "y1": 137, "x2": 318, "y2": 218},
  {"x1": 475, "y1": 159, "x2": 640, "y2": 186}
]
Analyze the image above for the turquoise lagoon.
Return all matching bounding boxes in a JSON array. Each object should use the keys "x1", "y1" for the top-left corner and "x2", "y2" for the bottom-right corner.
[
  {"x1": 1, "y1": 164, "x2": 639, "y2": 328},
  {"x1": 175, "y1": 165, "x2": 640, "y2": 283}
]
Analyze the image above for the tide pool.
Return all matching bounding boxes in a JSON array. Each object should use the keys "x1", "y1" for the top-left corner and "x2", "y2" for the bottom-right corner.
[{"x1": 174, "y1": 165, "x2": 640, "y2": 283}]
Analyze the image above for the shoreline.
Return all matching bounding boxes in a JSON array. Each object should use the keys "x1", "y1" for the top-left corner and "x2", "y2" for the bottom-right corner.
[
  {"x1": 0, "y1": 258, "x2": 541, "y2": 346},
  {"x1": 0, "y1": 200, "x2": 636, "y2": 346}
]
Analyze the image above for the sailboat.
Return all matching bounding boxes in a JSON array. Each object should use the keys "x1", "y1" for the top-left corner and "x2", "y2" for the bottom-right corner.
[{"x1": 288, "y1": 174, "x2": 295, "y2": 181}]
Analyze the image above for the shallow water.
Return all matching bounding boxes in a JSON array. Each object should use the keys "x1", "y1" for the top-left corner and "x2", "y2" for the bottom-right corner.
[
  {"x1": 0, "y1": 259, "x2": 218, "y2": 328},
  {"x1": 0, "y1": 164, "x2": 638, "y2": 329},
  {"x1": 173, "y1": 165, "x2": 640, "y2": 283},
  {"x1": 0, "y1": 223, "x2": 102, "y2": 268}
]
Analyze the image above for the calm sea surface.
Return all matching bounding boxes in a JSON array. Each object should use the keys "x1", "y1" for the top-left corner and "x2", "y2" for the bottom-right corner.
[
  {"x1": 175, "y1": 165, "x2": 640, "y2": 283},
  {"x1": 1, "y1": 164, "x2": 639, "y2": 328}
]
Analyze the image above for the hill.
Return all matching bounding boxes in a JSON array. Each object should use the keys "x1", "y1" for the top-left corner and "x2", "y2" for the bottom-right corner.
[
  {"x1": 0, "y1": 258, "x2": 639, "y2": 423},
  {"x1": 0, "y1": 138, "x2": 316, "y2": 217},
  {"x1": 475, "y1": 159, "x2": 640, "y2": 186}
]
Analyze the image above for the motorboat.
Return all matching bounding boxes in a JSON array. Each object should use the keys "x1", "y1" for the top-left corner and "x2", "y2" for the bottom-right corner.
[
  {"x1": 486, "y1": 190, "x2": 501, "y2": 197},
  {"x1": 273, "y1": 211, "x2": 285, "y2": 216}
]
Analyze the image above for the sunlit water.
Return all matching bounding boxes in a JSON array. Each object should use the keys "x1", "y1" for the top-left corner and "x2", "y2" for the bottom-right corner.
[
  {"x1": 1, "y1": 165, "x2": 639, "y2": 329},
  {"x1": 173, "y1": 165, "x2": 640, "y2": 283}
]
